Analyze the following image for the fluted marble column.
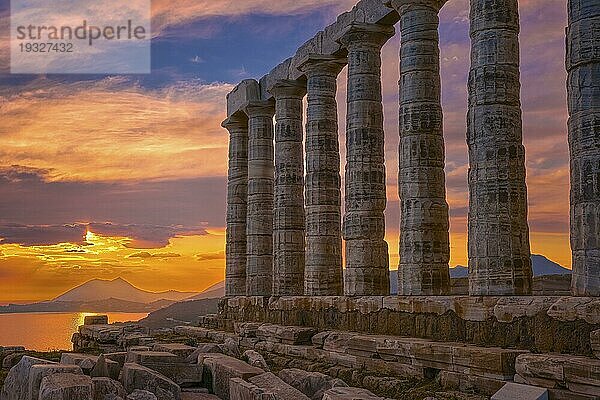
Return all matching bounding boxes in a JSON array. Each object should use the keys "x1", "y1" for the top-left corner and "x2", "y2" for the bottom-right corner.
[
  {"x1": 223, "y1": 116, "x2": 249, "y2": 296},
  {"x1": 340, "y1": 23, "x2": 394, "y2": 296},
  {"x1": 567, "y1": 0, "x2": 600, "y2": 296},
  {"x1": 390, "y1": 0, "x2": 450, "y2": 295},
  {"x1": 468, "y1": 0, "x2": 533, "y2": 295},
  {"x1": 245, "y1": 101, "x2": 275, "y2": 296},
  {"x1": 270, "y1": 81, "x2": 307, "y2": 296},
  {"x1": 299, "y1": 56, "x2": 346, "y2": 296}
]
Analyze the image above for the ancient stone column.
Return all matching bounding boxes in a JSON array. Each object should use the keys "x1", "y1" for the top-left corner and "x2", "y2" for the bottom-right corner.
[
  {"x1": 270, "y1": 80, "x2": 307, "y2": 296},
  {"x1": 340, "y1": 23, "x2": 394, "y2": 296},
  {"x1": 388, "y1": 0, "x2": 450, "y2": 296},
  {"x1": 567, "y1": 0, "x2": 600, "y2": 296},
  {"x1": 299, "y1": 56, "x2": 346, "y2": 296},
  {"x1": 468, "y1": 0, "x2": 533, "y2": 295},
  {"x1": 223, "y1": 116, "x2": 249, "y2": 297},
  {"x1": 244, "y1": 101, "x2": 275, "y2": 296}
]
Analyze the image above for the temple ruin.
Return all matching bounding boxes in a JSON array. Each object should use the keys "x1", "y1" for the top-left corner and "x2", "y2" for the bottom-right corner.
[
  {"x1": 216, "y1": 0, "x2": 600, "y2": 397},
  {"x1": 223, "y1": 0, "x2": 599, "y2": 299}
]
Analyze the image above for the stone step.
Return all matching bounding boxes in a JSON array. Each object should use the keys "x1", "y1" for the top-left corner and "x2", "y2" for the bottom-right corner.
[
  {"x1": 199, "y1": 353, "x2": 264, "y2": 400},
  {"x1": 248, "y1": 372, "x2": 310, "y2": 399},
  {"x1": 516, "y1": 354, "x2": 600, "y2": 397}
]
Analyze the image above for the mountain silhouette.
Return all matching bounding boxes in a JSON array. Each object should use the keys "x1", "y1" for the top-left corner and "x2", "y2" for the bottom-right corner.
[
  {"x1": 53, "y1": 277, "x2": 196, "y2": 304},
  {"x1": 185, "y1": 281, "x2": 225, "y2": 300},
  {"x1": 389, "y1": 254, "x2": 570, "y2": 294}
]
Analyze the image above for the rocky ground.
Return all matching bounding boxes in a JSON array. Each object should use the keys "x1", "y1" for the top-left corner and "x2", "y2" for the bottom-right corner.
[{"x1": 0, "y1": 321, "x2": 488, "y2": 400}]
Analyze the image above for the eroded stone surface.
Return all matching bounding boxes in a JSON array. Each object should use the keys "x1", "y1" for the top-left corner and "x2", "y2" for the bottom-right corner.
[
  {"x1": 567, "y1": 0, "x2": 600, "y2": 297},
  {"x1": 467, "y1": 0, "x2": 533, "y2": 296},
  {"x1": 223, "y1": 116, "x2": 249, "y2": 297},
  {"x1": 278, "y1": 368, "x2": 347, "y2": 400},
  {"x1": 200, "y1": 354, "x2": 263, "y2": 400},
  {"x1": 28, "y1": 364, "x2": 83, "y2": 400},
  {"x1": 300, "y1": 56, "x2": 346, "y2": 296},
  {"x1": 0, "y1": 356, "x2": 54, "y2": 400},
  {"x1": 340, "y1": 23, "x2": 394, "y2": 296},
  {"x1": 322, "y1": 387, "x2": 382, "y2": 400},
  {"x1": 244, "y1": 100, "x2": 276, "y2": 297},
  {"x1": 38, "y1": 373, "x2": 92, "y2": 400},
  {"x1": 391, "y1": 0, "x2": 451, "y2": 296},
  {"x1": 92, "y1": 377, "x2": 125, "y2": 400},
  {"x1": 121, "y1": 363, "x2": 181, "y2": 400},
  {"x1": 248, "y1": 372, "x2": 310, "y2": 400},
  {"x1": 270, "y1": 80, "x2": 306, "y2": 296}
]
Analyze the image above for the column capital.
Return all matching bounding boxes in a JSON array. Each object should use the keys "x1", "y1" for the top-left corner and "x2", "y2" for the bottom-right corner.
[
  {"x1": 337, "y1": 22, "x2": 395, "y2": 49},
  {"x1": 268, "y1": 79, "x2": 307, "y2": 99},
  {"x1": 385, "y1": 0, "x2": 447, "y2": 13},
  {"x1": 244, "y1": 100, "x2": 275, "y2": 118},
  {"x1": 221, "y1": 116, "x2": 248, "y2": 131},
  {"x1": 298, "y1": 55, "x2": 347, "y2": 76}
]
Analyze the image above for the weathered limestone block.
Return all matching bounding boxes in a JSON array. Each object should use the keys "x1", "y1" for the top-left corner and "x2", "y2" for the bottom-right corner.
[
  {"x1": 228, "y1": 378, "x2": 272, "y2": 400},
  {"x1": 180, "y1": 393, "x2": 219, "y2": 400},
  {"x1": 339, "y1": 23, "x2": 394, "y2": 296},
  {"x1": 2, "y1": 353, "x2": 26, "y2": 370},
  {"x1": 174, "y1": 327, "x2": 210, "y2": 340},
  {"x1": 311, "y1": 331, "x2": 332, "y2": 348},
  {"x1": 547, "y1": 297, "x2": 600, "y2": 324},
  {"x1": 493, "y1": 297, "x2": 560, "y2": 323},
  {"x1": 440, "y1": 370, "x2": 506, "y2": 397},
  {"x1": 28, "y1": 364, "x2": 83, "y2": 400},
  {"x1": 121, "y1": 363, "x2": 181, "y2": 400},
  {"x1": 0, "y1": 346, "x2": 25, "y2": 357},
  {"x1": 0, "y1": 356, "x2": 54, "y2": 400},
  {"x1": 92, "y1": 377, "x2": 126, "y2": 400},
  {"x1": 227, "y1": 79, "x2": 260, "y2": 118},
  {"x1": 322, "y1": 331, "x2": 358, "y2": 353},
  {"x1": 235, "y1": 322, "x2": 262, "y2": 338},
  {"x1": 387, "y1": 0, "x2": 451, "y2": 296},
  {"x1": 127, "y1": 390, "x2": 157, "y2": 400},
  {"x1": 260, "y1": 59, "x2": 292, "y2": 100},
  {"x1": 38, "y1": 373, "x2": 92, "y2": 400},
  {"x1": 60, "y1": 353, "x2": 99, "y2": 374},
  {"x1": 516, "y1": 354, "x2": 600, "y2": 396},
  {"x1": 453, "y1": 296, "x2": 498, "y2": 321},
  {"x1": 491, "y1": 382, "x2": 548, "y2": 400},
  {"x1": 126, "y1": 351, "x2": 202, "y2": 386},
  {"x1": 245, "y1": 100, "x2": 276, "y2": 297},
  {"x1": 299, "y1": 55, "x2": 346, "y2": 296},
  {"x1": 84, "y1": 315, "x2": 108, "y2": 325},
  {"x1": 255, "y1": 324, "x2": 317, "y2": 345},
  {"x1": 223, "y1": 116, "x2": 249, "y2": 297},
  {"x1": 592, "y1": 330, "x2": 600, "y2": 359},
  {"x1": 248, "y1": 372, "x2": 310, "y2": 399},
  {"x1": 242, "y1": 350, "x2": 269, "y2": 371},
  {"x1": 322, "y1": 387, "x2": 383, "y2": 400},
  {"x1": 567, "y1": 0, "x2": 600, "y2": 297},
  {"x1": 153, "y1": 344, "x2": 197, "y2": 359},
  {"x1": 200, "y1": 354, "x2": 263, "y2": 400},
  {"x1": 467, "y1": 0, "x2": 533, "y2": 295},
  {"x1": 104, "y1": 352, "x2": 127, "y2": 368},
  {"x1": 270, "y1": 80, "x2": 306, "y2": 296},
  {"x1": 278, "y1": 368, "x2": 347, "y2": 400},
  {"x1": 126, "y1": 351, "x2": 181, "y2": 364},
  {"x1": 90, "y1": 355, "x2": 121, "y2": 381}
]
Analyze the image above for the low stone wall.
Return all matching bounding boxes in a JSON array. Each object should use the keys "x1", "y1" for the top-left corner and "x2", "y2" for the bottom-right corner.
[{"x1": 218, "y1": 296, "x2": 600, "y2": 356}]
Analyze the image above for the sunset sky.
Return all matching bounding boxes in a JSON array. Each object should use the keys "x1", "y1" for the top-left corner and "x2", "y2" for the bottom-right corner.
[{"x1": 0, "y1": 0, "x2": 571, "y2": 303}]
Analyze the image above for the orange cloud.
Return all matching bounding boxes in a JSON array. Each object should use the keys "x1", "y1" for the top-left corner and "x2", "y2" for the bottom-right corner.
[
  {"x1": 0, "y1": 77, "x2": 233, "y2": 182},
  {"x1": 0, "y1": 229, "x2": 225, "y2": 303}
]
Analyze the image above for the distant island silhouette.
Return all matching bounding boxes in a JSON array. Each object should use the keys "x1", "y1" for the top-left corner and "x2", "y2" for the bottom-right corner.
[{"x1": 0, "y1": 255, "x2": 568, "y2": 314}]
